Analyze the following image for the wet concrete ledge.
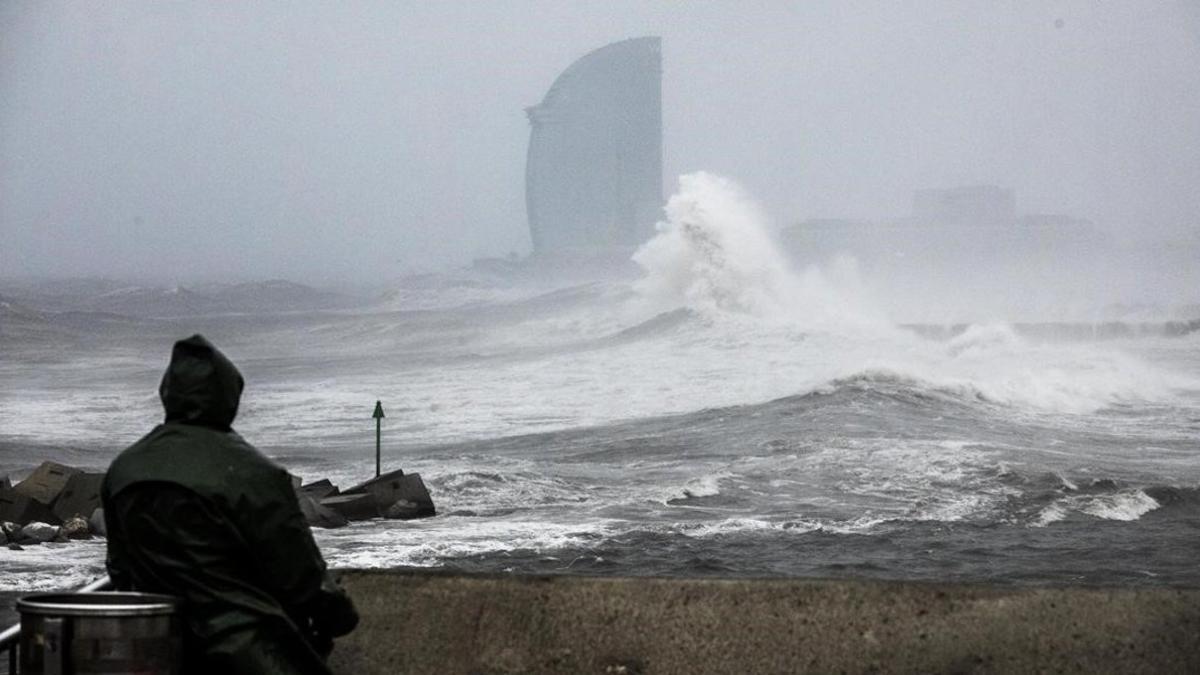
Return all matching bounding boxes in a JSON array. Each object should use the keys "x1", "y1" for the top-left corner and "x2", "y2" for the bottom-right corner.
[{"x1": 328, "y1": 570, "x2": 1200, "y2": 674}]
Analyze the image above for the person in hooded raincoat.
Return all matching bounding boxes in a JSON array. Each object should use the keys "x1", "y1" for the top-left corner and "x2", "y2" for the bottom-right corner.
[{"x1": 102, "y1": 335, "x2": 358, "y2": 674}]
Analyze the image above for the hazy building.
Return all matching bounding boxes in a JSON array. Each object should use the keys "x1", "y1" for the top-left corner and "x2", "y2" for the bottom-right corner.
[
  {"x1": 912, "y1": 185, "x2": 1016, "y2": 227},
  {"x1": 525, "y1": 37, "x2": 663, "y2": 258}
]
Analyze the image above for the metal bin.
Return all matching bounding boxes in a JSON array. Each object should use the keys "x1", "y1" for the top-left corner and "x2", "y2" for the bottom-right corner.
[{"x1": 17, "y1": 592, "x2": 180, "y2": 675}]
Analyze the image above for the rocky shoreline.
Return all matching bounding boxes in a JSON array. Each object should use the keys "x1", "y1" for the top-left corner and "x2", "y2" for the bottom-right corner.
[
  {"x1": 0, "y1": 460, "x2": 437, "y2": 550},
  {"x1": 0, "y1": 462, "x2": 105, "y2": 549}
]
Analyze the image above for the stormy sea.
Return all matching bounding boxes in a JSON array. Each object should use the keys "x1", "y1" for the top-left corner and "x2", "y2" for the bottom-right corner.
[{"x1": 3, "y1": 174, "x2": 1199, "y2": 611}]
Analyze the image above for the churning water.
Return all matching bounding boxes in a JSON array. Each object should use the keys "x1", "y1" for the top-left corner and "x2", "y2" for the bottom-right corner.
[{"x1": 2, "y1": 173, "x2": 1199, "y2": 593}]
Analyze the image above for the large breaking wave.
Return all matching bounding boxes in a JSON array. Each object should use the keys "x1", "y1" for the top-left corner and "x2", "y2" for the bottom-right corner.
[
  {"x1": 621, "y1": 172, "x2": 1194, "y2": 416},
  {"x1": 632, "y1": 172, "x2": 885, "y2": 331}
]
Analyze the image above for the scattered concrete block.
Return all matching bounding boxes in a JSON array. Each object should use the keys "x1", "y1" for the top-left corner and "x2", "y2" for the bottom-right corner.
[
  {"x1": 298, "y1": 493, "x2": 349, "y2": 529},
  {"x1": 320, "y1": 493, "x2": 379, "y2": 521},
  {"x1": 14, "y1": 461, "x2": 81, "y2": 505},
  {"x1": 51, "y1": 471, "x2": 104, "y2": 522},
  {"x1": 299, "y1": 479, "x2": 340, "y2": 500},
  {"x1": 0, "y1": 528, "x2": 6, "y2": 546},
  {"x1": 0, "y1": 488, "x2": 61, "y2": 526},
  {"x1": 20, "y1": 521, "x2": 59, "y2": 544}
]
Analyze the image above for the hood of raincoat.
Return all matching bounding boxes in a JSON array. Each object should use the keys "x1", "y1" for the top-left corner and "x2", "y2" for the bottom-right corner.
[{"x1": 159, "y1": 334, "x2": 244, "y2": 431}]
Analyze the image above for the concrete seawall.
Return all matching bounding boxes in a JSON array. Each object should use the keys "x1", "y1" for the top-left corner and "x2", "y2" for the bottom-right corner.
[{"x1": 328, "y1": 570, "x2": 1200, "y2": 674}]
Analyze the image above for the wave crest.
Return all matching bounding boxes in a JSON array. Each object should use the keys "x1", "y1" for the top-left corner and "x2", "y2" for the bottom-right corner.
[
  {"x1": 1032, "y1": 489, "x2": 1161, "y2": 527},
  {"x1": 631, "y1": 172, "x2": 884, "y2": 331}
]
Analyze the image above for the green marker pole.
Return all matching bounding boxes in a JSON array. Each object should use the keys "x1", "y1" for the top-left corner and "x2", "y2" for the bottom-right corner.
[{"x1": 372, "y1": 400, "x2": 385, "y2": 478}]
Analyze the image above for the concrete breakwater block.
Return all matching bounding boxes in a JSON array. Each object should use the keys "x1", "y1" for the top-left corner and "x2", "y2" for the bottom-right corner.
[
  {"x1": 51, "y1": 471, "x2": 104, "y2": 522},
  {"x1": 300, "y1": 479, "x2": 340, "y2": 500},
  {"x1": 294, "y1": 469, "x2": 437, "y2": 526},
  {"x1": 0, "y1": 461, "x2": 106, "y2": 528},
  {"x1": 344, "y1": 470, "x2": 436, "y2": 519},
  {"x1": 2, "y1": 458, "x2": 443, "y2": 538},
  {"x1": 13, "y1": 461, "x2": 80, "y2": 505},
  {"x1": 0, "y1": 489, "x2": 60, "y2": 526},
  {"x1": 299, "y1": 493, "x2": 350, "y2": 528},
  {"x1": 320, "y1": 493, "x2": 381, "y2": 521}
]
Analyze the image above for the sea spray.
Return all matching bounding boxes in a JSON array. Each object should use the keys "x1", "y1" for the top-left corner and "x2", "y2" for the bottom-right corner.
[
  {"x1": 625, "y1": 173, "x2": 1192, "y2": 415},
  {"x1": 631, "y1": 172, "x2": 885, "y2": 331}
]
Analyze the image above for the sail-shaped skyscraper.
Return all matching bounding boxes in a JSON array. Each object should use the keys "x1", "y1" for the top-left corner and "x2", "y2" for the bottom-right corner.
[{"x1": 525, "y1": 37, "x2": 662, "y2": 259}]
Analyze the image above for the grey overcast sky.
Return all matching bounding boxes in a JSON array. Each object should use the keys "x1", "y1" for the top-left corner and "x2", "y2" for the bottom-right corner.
[{"x1": 2, "y1": 1, "x2": 1199, "y2": 283}]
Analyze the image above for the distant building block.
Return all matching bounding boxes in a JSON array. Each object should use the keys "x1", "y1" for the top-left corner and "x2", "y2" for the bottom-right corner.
[
  {"x1": 51, "y1": 471, "x2": 104, "y2": 522},
  {"x1": 912, "y1": 185, "x2": 1016, "y2": 226},
  {"x1": 14, "y1": 461, "x2": 80, "y2": 505}
]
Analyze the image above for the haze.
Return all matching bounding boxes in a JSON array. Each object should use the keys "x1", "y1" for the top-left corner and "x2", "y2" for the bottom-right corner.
[{"x1": 2, "y1": 1, "x2": 1199, "y2": 284}]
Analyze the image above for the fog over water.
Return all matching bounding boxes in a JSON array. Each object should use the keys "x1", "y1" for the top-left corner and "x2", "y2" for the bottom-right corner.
[
  {"x1": 2, "y1": 2, "x2": 1200, "y2": 598},
  {"x1": 2, "y1": 172, "x2": 1200, "y2": 594},
  {"x1": 2, "y1": 1, "x2": 1199, "y2": 285}
]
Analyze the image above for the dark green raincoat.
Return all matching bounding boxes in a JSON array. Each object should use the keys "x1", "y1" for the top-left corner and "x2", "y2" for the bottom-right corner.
[{"x1": 102, "y1": 335, "x2": 357, "y2": 674}]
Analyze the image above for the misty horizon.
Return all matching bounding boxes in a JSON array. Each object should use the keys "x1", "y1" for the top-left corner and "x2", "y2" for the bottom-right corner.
[{"x1": 3, "y1": 2, "x2": 1199, "y2": 285}]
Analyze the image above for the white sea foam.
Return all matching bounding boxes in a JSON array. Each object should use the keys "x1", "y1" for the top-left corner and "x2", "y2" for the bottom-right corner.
[
  {"x1": 0, "y1": 541, "x2": 107, "y2": 592},
  {"x1": 632, "y1": 173, "x2": 788, "y2": 318},
  {"x1": 663, "y1": 472, "x2": 728, "y2": 503},
  {"x1": 314, "y1": 518, "x2": 615, "y2": 569},
  {"x1": 1078, "y1": 490, "x2": 1161, "y2": 521},
  {"x1": 1033, "y1": 503, "x2": 1069, "y2": 527},
  {"x1": 376, "y1": 276, "x2": 543, "y2": 312},
  {"x1": 675, "y1": 517, "x2": 814, "y2": 537},
  {"x1": 945, "y1": 323, "x2": 1026, "y2": 358},
  {"x1": 1032, "y1": 489, "x2": 1161, "y2": 527}
]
